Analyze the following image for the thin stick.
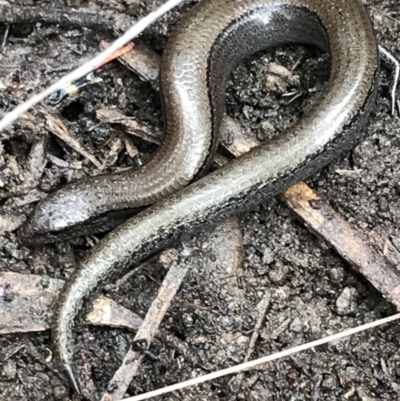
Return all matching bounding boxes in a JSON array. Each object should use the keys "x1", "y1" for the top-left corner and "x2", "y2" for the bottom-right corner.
[
  {"x1": 2, "y1": 24, "x2": 9, "y2": 49},
  {"x1": 243, "y1": 290, "x2": 271, "y2": 363},
  {"x1": 378, "y1": 45, "x2": 400, "y2": 116},
  {"x1": 122, "y1": 313, "x2": 400, "y2": 401},
  {"x1": 0, "y1": 0, "x2": 187, "y2": 132},
  {"x1": 97, "y1": 43, "x2": 135, "y2": 70},
  {"x1": 281, "y1": 183, "x2": 400, "y2": 309},
  {"x1": 101, "y1": 255, "x2": 190, "y2": 401}
]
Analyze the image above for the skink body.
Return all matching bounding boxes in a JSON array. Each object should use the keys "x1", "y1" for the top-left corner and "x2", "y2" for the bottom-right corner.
[{"x1": 51, "y1": 0, "x2": 379, "y2": 395}]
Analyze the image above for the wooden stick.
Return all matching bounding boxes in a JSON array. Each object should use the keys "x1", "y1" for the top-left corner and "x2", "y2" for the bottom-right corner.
[
  {"x1": 281, "y1": 183, "x2": 400, "y2": 309},
  {"x1": 100, "y1": 255, "x2": 189, "y2": 401}
]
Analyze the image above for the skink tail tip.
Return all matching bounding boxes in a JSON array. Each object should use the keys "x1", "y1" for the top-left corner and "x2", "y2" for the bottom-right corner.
[{"x1": 64, "y1": 362, "x2": 83, "y2": 397}]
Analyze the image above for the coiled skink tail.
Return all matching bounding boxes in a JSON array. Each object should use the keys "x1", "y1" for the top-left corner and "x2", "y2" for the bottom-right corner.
[{"x1": 53, "y1": 0, "x2": 380, "y2": 396}]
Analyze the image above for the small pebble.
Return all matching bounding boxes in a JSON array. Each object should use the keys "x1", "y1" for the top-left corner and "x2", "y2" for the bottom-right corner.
[
  {"x1": 344, "y1": 366, "x2": 359, "y2": 381},
  {"x1": 289, "y1": 316, "x2": 302, "y2": 333},
  {"x1": 53, "y1": 385, "x2": 68, "y2": 400},
  {"x1": 262, "y1": 247, "x2": 274, "y2": 264},
  {"x1": 328, "y1": 267, "x2": 344, "y2": 283},
  {"x1": 182, "y1": 313, "x2": 194, "y2": 328},
  {"x1": 268, "y1": 269, "x2": 285, "y2": 285},
  {"x1": 197, "y1": 348, "x2": 206, "y2": 360},
  {"x1": 3, "y1": 361, "x2": 16, "y2": 379},
  {"x1": 336, "y1": 287, "x2": 358, "y2": 315},
  {"x1": 321, "y1": 375, "x2": 337, "y2": 390}
]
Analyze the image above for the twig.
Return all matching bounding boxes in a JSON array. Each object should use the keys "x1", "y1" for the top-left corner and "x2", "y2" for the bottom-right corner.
[
  {"x1": 100, "y1": 215, "x2": 244, "y2": 400},
  {"x1": 220, "y1": 117, "x2": 259, "y2": 157},
  {"x1": 98, "y1": 43, "x2": 135, "y2": 69},
  {"x1": 121, "y1": 313, "x2": 400, "y2": 401},
  {"x1": 0, "y1": 0, "x2": 187, "y2": 132},
  {"x1": 43, "y1": 112, "x2": 103, "y2": 169},
  {"x1": 100, "y1": 40, "x2": 161, "y2": 88},
  {"x1": 101, "y1": 137, "x2": 124, "y2": 169},
  {"x1": 0, "y1": 271, "x2": 136, "y2": 334},
  {"x1": 0, "y1": 4, "x2": 121, "y2": 28},
  {"x1": 378, "y1": 45, "x2": 400, "y2": 116},
  {"x1": 213, "y1": 153, "x2": 230, "y2": 167},
  {"x1": 100, "y1": 253, "x2": 190, "y2": 401},
  {"x1": 0, "y1": 272, "x2": 176, "y2": 343},
  {"x1": 281, "y1": 183, "x2": 400, "y2": 310},
  {"x1": 369, "y1": 5, "x2": 400, "y2": 29},
  {"x1": 229, "y1": 290, "x2": 271, "y2": 390},
  {"x1": 243, "y1": 290, "x2": 271, "y2": 363},
  {"x1": 2, "y1": 24, "x2": 9, "y2": 48},
  {"x1": 121, "y1": 132, "x2": 139, "y2": 158},
  {"x1": 88, "y1": 296, "x2": 197, "y2": 362},
  {"x1": 1, "y1": 344, "x2": 25, "y2": 361},
  {"x1": 96, "y1": 108, "x2": 162, "y2": 145},
  {"x1": 368, "y1": 227, "x2": 400, "y2": 272}
]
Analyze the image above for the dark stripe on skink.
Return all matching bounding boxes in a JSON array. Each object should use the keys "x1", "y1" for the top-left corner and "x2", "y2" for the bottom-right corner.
[{"x1": 51, "y1": 0, "x2": 379, "y2": 396}]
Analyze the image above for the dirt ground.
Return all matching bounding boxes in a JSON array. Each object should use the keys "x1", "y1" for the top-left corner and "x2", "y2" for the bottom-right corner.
[{"x1": 1, "y1": 0, "x2": 400, "y2": 400}]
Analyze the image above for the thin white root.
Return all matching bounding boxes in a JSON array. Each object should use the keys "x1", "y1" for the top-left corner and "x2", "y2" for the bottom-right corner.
[
  {"x1": 0, "y1": 0, "x2": 187, "y2": 132},
  {"x1": 122, "y1": 313, "x2": 400, "y2": 401}
]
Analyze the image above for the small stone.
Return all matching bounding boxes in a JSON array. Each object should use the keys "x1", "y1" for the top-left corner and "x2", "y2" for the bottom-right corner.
[
  {"x1": 54, "y1": 385, "x2": 68, "y2": 400},
  {"x1": 3, "y1": 360, "x2": 16, "y2": 379},
  {"x1": 328, "y1": 267, "x2": 344, "y2": 283},
  {"x1": 344, "y1": 366, "x2": 358, "y2": 381},
  {"x1": 321, "y1": 375, "x2": 337, "y2": 389},
  {"x1": 260, "y1": 120, "x2": 275, "y2": 134},
  {"x1": 262, "y1": 247, "x2": 274, "y2": 264},
  {"x1": 336, "y1": 287, "x2": 358, "y2": 315},
  {"x1": 268, "y1": 269, "x2": 284, "y2": 285},
  {"x1": 258, "y1": 121, "x2": 276, "y2": 141},
  {"x1": 182, "y1": 313, "x2": 194, "y2": 328},
  {"x1": 289, "y1": 317, "x2": 302, "y2": 333},
  {"x1": 197, "y1": 348, "x2": 206, "y2": 361}
]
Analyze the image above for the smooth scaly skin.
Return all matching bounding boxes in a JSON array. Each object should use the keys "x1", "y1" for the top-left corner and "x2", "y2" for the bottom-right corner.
[
  {"x1": 19, "y1": 3, "x2": 223, "y2": 243},
  {"x1": 53, "y1": 0, "x2": 379, "y2": 396}
]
